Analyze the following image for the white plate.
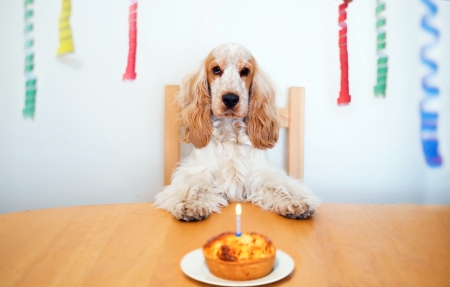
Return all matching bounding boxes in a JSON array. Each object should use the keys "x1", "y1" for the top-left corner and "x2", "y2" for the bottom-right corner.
[{"x1": 180, "y1": 248, "x2": 294, "y2": 287}]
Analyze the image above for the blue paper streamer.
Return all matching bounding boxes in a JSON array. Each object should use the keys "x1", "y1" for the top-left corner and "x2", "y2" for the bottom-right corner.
[{"x1": 420, "y1": 0, "x2": 442, "y2": 167}]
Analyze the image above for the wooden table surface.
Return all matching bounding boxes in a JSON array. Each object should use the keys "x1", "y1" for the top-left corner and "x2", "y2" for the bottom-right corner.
[{"x1": 0, "y1": 203, "x2": 449, "y2": 287}]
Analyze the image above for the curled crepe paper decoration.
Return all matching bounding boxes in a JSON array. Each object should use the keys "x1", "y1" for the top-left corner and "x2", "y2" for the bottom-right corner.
[
  {"x1": 23, "y1": 0, "x2": 37, "y2": 119},
  {"x1": 420, "y1": 0, "x2": 442, "y2": 167},
  {"x1": 123, "y1": 0, "x2": 138, "y2": 81},
  {"x1": 374, "y1": 0, "x2": 388, "y2": 97},
  {"x1": 337, "y1": 0, "x2": 352, "y2": 106},
  {"x1": 57, "y1": 0, "x2": 74, "y2": 56}
]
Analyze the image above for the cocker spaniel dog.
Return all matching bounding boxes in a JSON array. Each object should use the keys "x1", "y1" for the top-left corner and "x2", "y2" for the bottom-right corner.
[{"x1": 155, "y1": 43, "x2": 318, "y2": 221}]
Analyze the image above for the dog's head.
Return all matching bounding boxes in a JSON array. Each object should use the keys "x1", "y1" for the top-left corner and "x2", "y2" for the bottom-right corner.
[{"x1": 178, "y1": 43, "x2": 280, "y2": 150}]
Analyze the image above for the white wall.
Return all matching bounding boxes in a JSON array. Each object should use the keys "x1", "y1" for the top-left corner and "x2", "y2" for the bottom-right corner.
[{"x1": 1, "y1": 0, "x2": 449, "y2": 213}]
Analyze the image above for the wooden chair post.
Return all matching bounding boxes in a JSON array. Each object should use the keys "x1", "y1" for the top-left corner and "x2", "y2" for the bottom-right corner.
[
  {"x1": 164, "y1": 85, "x2": 180, "y2": 186},
  {"x1": 274, "y1": 87, "x2": 305, "y2": 180},
  {"x1": 287, "y1": 87, "x2": 305, "y2": 180}
]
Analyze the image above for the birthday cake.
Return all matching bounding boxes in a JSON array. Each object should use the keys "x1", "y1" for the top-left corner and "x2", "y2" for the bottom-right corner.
[{"x1": 202, "y1": 232, "x2": 276, "y2": 281}]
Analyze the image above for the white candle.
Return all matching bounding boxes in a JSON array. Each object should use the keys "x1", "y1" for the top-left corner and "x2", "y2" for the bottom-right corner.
[{"x1": 236, "y1": 204, "x2": 242, "y2": 236}]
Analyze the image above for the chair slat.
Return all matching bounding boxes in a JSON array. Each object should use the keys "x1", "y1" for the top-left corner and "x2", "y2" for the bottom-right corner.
[{"x1": 278, "y1": 108, "x2": 289, "y2": 128}]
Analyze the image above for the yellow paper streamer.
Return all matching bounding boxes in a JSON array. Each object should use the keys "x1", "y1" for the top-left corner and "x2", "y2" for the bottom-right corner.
[{"x1": 57, "y1": 0, "x2": 74, "y2": 56}]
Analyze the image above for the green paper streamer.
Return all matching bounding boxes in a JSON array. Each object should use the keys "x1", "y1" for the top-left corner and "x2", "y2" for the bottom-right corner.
[
  {"x1": 374, "y1": 0, "x2": 388, "y2": 97},
  {"x1": 23, "y1": 0, "x2": 36, "y2": 119}
]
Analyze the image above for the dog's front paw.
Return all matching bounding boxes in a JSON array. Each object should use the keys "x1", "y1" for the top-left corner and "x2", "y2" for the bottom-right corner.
[
  {"x1": 277, "y1": 198, "x2": 317, "y2": 219},
  {"x1": 172, "y1": 199, "x2": 213, "y2": 221}
]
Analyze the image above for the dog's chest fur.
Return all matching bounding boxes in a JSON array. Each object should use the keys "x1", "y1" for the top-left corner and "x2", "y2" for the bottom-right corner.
[
  {"x1": 211, "y1": 117, "x2": 251, "y2": 146},
  {"x1": 191, "y1": 116, "x2": 268, "y2": 200}
]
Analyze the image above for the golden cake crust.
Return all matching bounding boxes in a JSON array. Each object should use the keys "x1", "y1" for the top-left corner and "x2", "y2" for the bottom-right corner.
[{"x1": 203, "y1": 232, "x2": 276, "y2": 281}]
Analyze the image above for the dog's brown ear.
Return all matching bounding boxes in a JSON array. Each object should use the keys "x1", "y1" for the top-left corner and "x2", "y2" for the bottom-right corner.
[
  {"x1": 178, "y1": 65, "x2": 212, "y2": 148},
  {"x1": 246, "y1": 66, "x2": 280, "y2": 149}
]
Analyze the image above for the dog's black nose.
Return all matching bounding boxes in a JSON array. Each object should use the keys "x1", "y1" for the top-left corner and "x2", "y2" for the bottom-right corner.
[{"x1": 222, "y1": 94, "x2": 239, "y2": 107}]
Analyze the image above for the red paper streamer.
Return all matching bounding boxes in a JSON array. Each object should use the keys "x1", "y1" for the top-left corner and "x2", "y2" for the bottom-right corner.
[
  {"x1": 123, "y1": 1, "x2": 137, "y2": 81},
  {"x1": 337, "y1": 1, "x2": 351, "y2": 105}
]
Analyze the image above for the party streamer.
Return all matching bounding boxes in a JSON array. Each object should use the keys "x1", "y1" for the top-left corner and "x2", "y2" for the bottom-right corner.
[
  {"x1": 23, "y1": 0, "x2": 37, "y2": 118},
  {"x1": 337, "y1": 0, "x2": 351, "y2": 105},
  {"x1": 374, "y1": 0, "x2": 388, "y2": 97},
  {"x1": 57, "y1": 0, "x2": 74, "y2": 56},
  {"x1": 123, "y1": 0, "x2": 138, "y2": 81},
  {"x1": 420, "y1": 0, "x2": 442, "y2": 167}
]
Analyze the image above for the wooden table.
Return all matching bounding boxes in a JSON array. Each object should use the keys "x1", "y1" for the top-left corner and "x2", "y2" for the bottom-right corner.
[{"x1": 0, "y1": 203, "x2": 449, "y2": 286}]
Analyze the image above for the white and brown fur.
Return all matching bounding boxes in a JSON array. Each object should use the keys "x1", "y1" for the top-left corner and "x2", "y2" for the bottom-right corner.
[{"x1": 154, "y1": 43, "x2": 318, "y2": 221}]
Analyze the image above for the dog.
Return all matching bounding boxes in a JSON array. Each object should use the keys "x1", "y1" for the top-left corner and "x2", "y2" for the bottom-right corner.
[{"x1": 154, "y1": 43, "x2": 318, "y2": 221}]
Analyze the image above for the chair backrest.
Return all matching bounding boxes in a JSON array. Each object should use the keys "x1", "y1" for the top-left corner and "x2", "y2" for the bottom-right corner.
[{"x1": 163, "y1": 85, "x2": 305, "y2": 186}]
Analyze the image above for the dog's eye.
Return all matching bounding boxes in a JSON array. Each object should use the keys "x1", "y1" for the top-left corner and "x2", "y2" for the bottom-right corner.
[
  {"x1": 212, "y1": 66, "x2": 221, "y2": 75},
  {"x1": 240, "y1": 68, "x2": 250, "y2": 77}
]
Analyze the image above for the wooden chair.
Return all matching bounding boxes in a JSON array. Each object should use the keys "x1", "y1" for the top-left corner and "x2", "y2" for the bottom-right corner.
[{"x1": 164, "y1": 85, "x2": 305, "y2": 186}]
